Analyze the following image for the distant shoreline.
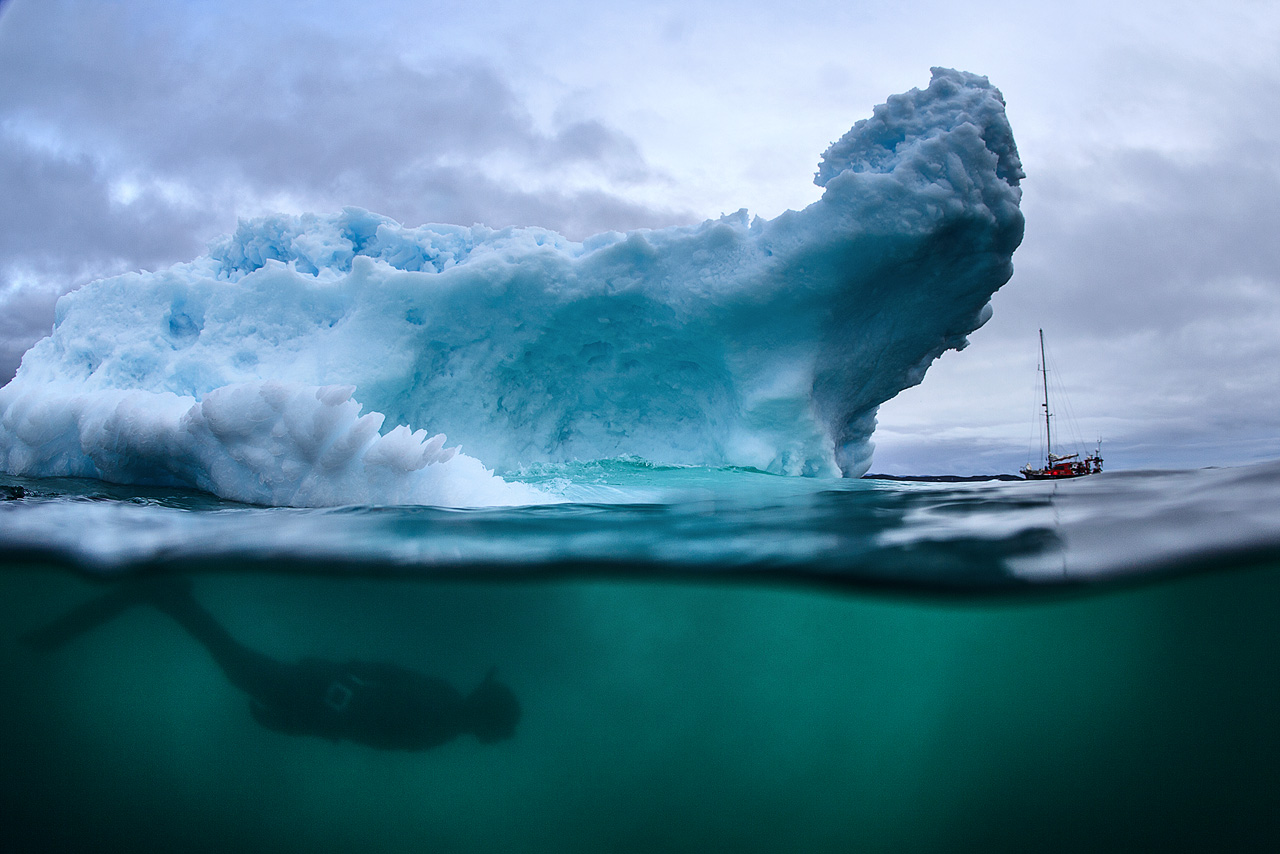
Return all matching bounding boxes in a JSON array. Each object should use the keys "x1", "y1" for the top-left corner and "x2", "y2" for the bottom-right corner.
[{"x1": 862, "y1": 473, "x2": 1023, "y2": 482}]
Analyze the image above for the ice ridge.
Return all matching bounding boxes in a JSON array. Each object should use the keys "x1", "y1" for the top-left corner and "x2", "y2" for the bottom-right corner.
[{"x1": 0, "y1": 68, "x2": 1023, "y2": 506}]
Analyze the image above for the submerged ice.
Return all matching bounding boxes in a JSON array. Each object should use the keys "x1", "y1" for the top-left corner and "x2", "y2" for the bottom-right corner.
[{"x1": 0, "y1": 68, "x2": 1023, "y2": 507}]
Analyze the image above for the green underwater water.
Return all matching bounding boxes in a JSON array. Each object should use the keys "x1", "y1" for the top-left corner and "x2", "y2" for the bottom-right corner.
[{"x1": 4, "y1": 559, "x2": 1280, "y2": 854}]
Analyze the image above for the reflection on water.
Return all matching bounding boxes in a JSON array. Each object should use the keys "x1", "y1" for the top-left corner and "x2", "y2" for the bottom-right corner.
[{"x1": 4, "y1": 562, "x2": 1280, "y2": 853}]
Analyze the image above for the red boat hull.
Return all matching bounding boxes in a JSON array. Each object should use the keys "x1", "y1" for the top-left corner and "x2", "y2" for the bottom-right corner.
[{"x1": 1021, "y1": 457, "x2": 1103, "y2": 479}]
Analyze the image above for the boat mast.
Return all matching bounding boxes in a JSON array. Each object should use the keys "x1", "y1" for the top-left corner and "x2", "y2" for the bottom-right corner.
[{"x1": 1039, "y1": 328, "x2": 1052, "y2": 464}]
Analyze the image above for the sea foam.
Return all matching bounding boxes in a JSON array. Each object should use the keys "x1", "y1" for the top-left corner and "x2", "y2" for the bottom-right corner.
[{"x1": 0, "y1": 68, "x2": 1023, "y2": 507}]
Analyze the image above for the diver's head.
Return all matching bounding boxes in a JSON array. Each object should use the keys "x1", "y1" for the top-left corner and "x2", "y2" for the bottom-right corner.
[{"x1": 464, "y1": 668, "x2": 521, "y2": 743}]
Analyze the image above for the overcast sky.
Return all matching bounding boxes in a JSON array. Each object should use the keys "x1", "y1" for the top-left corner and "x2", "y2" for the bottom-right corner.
[{"x1": 1, "y1": 0, "x2": 1277, "y2": 473}]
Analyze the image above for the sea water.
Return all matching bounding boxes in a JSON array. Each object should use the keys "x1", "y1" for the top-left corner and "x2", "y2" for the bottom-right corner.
[{"x1": 3, "y1": 460, "x2": 1280, "y2": 853}]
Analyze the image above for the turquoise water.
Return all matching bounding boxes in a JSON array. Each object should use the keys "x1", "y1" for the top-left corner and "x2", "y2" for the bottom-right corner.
[{"x1": 3, "y1": 461, "x2": 1280, "y2": 852}]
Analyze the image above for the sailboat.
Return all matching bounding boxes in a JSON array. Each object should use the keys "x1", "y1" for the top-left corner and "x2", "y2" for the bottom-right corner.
[{"x1": 1021, "y1": 329, "x2": 1103, "y2": 480}]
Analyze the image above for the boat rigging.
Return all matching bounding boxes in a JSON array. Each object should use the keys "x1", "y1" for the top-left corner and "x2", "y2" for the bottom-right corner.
[{"x1": 1021, "y1": 329, "x2": 1102, "y2": 480}]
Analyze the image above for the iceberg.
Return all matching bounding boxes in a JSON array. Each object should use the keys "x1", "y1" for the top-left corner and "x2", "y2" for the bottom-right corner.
[{"x1": 0, "y1": 68, "x2": 1023, "y2": 506}]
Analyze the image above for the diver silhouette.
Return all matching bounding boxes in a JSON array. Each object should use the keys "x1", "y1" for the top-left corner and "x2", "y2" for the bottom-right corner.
[{"x1": 24, "y1": 577, "x2": 520, "y2": 751}]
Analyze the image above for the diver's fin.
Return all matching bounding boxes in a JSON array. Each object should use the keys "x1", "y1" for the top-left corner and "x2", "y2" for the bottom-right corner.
[{"x1": 20, "y1": 575, "x2": 194, "y2": 652}]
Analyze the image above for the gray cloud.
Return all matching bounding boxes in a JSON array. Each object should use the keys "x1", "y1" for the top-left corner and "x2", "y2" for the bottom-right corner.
[
  {"x1": 1016, "y1": 143, "x2": 1280, "y2": 450},
  {"x1": 0, "y1": 126, "x2": 217, "y2": 379},
  {"x1": 0, "y1": 1, "x2": 666, "y2": 226},
  {"x1": 0, "y1": 130, "x2": 212, "y2": 269},
  {"x1": 1015, "y1": 151, "x2": 1280, "y2": 333},
  {"x1": 0, "y1": 282, "x2": 59, "y2": 381},
  {"x1": 0, "y1": 0, "x2": 690, "y2": 382}
]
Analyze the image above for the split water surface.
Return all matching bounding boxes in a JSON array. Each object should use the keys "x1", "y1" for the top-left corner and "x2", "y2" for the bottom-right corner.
[{"x1": 3, "y1": 461, "x2": 1280, "y2": 852}]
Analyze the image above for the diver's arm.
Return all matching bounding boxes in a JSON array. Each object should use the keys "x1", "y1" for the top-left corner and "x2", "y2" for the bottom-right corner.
[
  {"x1": 149, "y1": 587, "x2": 291, "y2": 700},
  {"x1": 21, "y1": 584, "x2": 146, "y2": 652}
]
